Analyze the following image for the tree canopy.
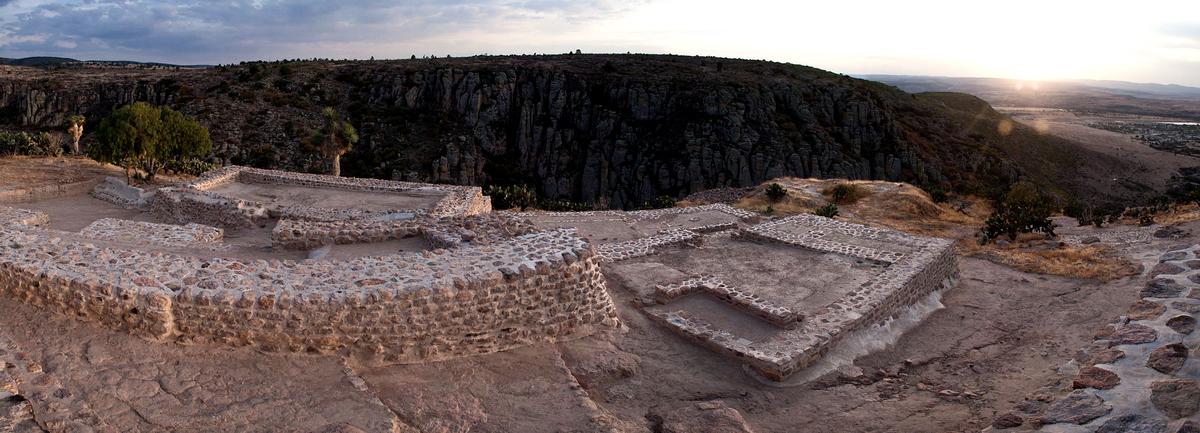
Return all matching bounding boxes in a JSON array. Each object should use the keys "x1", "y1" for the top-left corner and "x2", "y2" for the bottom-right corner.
[
  {"x1": 91, "y1": 102, "x2": 211, "y2": 182},
  {"x1": 307, "y1": 107, "x2": 358, "y2": 176}
]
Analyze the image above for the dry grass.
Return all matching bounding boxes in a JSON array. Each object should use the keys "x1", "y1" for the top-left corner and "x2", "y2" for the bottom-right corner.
[
  {"x1": 733, "y1": 195, "x2": 819, "y2": 216},
  {"x1": 732, "y1": 177, "x2": 992, "y2": 238},
  {"x1": 822, "y1": 183, "x2": 874, "y2": 205},
  {"x1": 960, "y1": 234, "x2": 1142, "y2": 282},
  {"x1": 1149, "y1": 204, "x2": 1200, "y2": 226},
  {"x1": 734, "y1": 177, "x2": 1143, "y2": 282}
]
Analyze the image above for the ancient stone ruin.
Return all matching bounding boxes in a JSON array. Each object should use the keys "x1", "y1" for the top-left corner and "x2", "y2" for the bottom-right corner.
[
  {"x1": 0, "y1": 167, "x2": 620, "y2": 365},
  {"x1": 0, "y1": 167, "x2": 962, "y2": 430}
]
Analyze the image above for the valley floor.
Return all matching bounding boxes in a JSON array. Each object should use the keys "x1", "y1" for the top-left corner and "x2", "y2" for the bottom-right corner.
[{"x1": 997, "y1": 108, "x2": 1200, "y2": 194}]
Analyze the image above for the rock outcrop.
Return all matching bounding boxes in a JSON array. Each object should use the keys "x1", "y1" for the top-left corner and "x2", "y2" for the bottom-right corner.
[{"x1": 0, "y1": 55, "x2": 1136, "y2": 208}]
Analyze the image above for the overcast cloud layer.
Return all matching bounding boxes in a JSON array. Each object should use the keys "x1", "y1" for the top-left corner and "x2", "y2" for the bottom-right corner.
[{"x1": 2, "y1": 0, "x2": 1199, "y2": 87}]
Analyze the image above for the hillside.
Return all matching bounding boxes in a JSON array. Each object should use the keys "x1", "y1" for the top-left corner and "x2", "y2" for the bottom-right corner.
[{"x1": 0, "y1": 54, "x2": 1148, "y2": 208}]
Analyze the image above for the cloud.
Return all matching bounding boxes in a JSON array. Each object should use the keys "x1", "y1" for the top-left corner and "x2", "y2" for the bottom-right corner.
[{"x1": 0, "y1": 0, "x2": 644, "y2": 63}]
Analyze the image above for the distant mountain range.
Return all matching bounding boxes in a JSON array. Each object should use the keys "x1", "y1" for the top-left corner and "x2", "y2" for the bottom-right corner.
[
  {"x1": 860, "y1": 75, "x2": 1200, "y2": 102},
  {"x1": 860, "y1": 74, "x2": 1200, "y2": 120},
  {"x1": 0, "y1": 56, "x2": 80, "y2": 66},
  {"x1": 0, "y1": 56, "x2": 211, "y2": 68}
]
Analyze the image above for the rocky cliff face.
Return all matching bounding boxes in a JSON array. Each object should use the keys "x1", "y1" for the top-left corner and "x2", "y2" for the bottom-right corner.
[{"x1": 0, "y1": 55, "x2": 1107, "y2": 208}]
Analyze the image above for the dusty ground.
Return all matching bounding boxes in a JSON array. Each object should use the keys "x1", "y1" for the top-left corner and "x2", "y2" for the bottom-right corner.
[{"x1": 996, "y1": 109, "x2": 1200, "y2": 192}]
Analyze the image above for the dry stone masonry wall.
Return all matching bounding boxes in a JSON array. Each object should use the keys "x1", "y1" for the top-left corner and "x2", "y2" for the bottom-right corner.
[
  {"x1": 595, "y1": 229, "x2": 704, "y2": 262},
  {"x1": 152, "y1": 166, "x2": 492, "y2": 231},
  {"x1": 89, "y1": 177, "x2": 153, "y2": 209},
  {"x1": 0, "y1": 199, "x2": 619, "y2": 362},
  {"x1": 80, "y1": 219, "x2": 223, "y2": 246},
  {"x1": 654, "y1": 274, "x2": 803, "y2": 328},
  {"x1": 644, "y1": 213, "x2": 958, "y2": 381},
  {"x1": 150, "y1": 186, "x2": 274, "y2": 230}
]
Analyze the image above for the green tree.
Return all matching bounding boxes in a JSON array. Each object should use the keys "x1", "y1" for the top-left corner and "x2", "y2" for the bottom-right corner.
[
  {"x1": 982, "y1": 181, "x2": 1056, "y2": 241},
  {"x1": 308, "y1": 107, "x2": 358, "y2": 176},
  {"x1": 91, "y1": 102, "x2": 211, "y2": 182}
]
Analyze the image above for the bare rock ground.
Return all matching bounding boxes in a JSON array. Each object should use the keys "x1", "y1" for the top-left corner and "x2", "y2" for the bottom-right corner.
[{"x1": 0, "y1": 294, "x2": 402, "y2": 432}]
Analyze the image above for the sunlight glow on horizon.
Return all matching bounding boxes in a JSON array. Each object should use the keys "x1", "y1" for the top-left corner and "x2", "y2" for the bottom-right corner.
[{"x1": 1, "y1": 0, "x2": 1199, "y2": 87}]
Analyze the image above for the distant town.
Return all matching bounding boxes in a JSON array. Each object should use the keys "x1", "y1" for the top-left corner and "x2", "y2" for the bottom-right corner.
[{"x1": 1087, "y1": 121, "x2": 1200, "y2": 156}]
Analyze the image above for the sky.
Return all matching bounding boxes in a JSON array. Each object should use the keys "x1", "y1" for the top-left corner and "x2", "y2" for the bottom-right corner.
[{"x1": 2, "y1": 0, "x2": 1200, "y2": 87}]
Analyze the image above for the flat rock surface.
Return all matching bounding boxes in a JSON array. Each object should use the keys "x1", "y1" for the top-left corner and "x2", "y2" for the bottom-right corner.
[
  {"x1": 1151, "y1": 378, "x2": 1200, "y2": 419},
  {"x1": 991, "y1": 411, "x2": 1024, "y2": 429},
  {"x1": 1108, "y1": 323, "x2": 1159, "y2": 346},
  {"x1": 353, "y1": 342, "x2": 624, "y2": 433},
  {"x1": 0, "y1": 296, "x2": 401, "y2": 433},
  {"x1": 1128, "y1": 300, "x2": 1168, "y2": 320},
  {"x1": 1094, "y1": 413, "x2": 1166, "y2": 433},
  {"x1": 1168, "y1": 315, "x2": 1198, "y2": 334},
  {"x1": 557, "y1": 337, "x2": 642, "y2": 389},
  {"x1": 1143, "y1": 279, "x2": 1187, "y2": 298},
  {"x1": 1148, "y1": 343, "x2": 1190, "y2": 374},
  {"x1": 656, "y1": 400, "x2": 754, "y2": 433},
  {"x1": 1073, "y1": 366, "x2": 1120, "y2": 390},
  {"x1": 1038, "y1": 390, "x2": 1112, "y2": 425},
  {"x1": 1150, "y1": 262, "x2": 1186, "y2": 277}
]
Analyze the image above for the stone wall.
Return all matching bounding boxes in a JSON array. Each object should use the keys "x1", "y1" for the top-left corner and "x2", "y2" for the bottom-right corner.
[
  {"x1": 0, "y1": 207, "x2": 619, "y2": 362},
  {"x1": 89, "y1": 176, "x2": 153, "y2": 209},
  {"x1": 0, "y1": 207, "x2": 49, "y2": 228},
  {"x1": 271, "y1": 214, "x2": 539, "y2": 251},
  {"x1": 150, "y1": 186, "x2": 273, "y2": 230},
  {"x1": 638, "y1": 213, "x2": 959, "y2": 381},
  {"x1": 737, "y1": 214, "x2": 959, "y2": 380},
  {"x1": 205, "y1": 166, "x2": 490, "y2": 218},
  {"x1": 152, "y1": 166, "x2": 492, "y2": 231},
  {"x1": 0, "y1": 178, "x2": 102, "y2": 204}
]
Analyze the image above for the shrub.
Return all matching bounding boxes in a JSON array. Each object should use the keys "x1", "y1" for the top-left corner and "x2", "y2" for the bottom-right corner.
[
  {"x1": 982, "y1": 181, "x2": 1056, "y2": 241},
  {"x1": 765, "y1": 183, "x2": 787, "y2": 201},
  {"x1": 538, "y1": 199, "x2": 595, "y2": 212},
  {"x1": 636, "y1": 195, "x2": 678, "y2": 210},
  {"x1": 928, "y1": 188, "x2": 948, "y2": 203},
  {"x1": 164, "y1": 158, "x2": 215, "y2": 176},
  {"x1": 484, "y1": 184, "x2": 536, "y2": 210},
  {"x1": 823, "y1": 183, "x2": 869, "y2": 205},
  {"x1": 813, "y1": 204, "x2": 838, "y2": 218},
  {"x1": 0, "y1": 131, "x2": 63, "y2": 157},
  {"x1": 1064, "y1": 201, "x2": 1121, "y2": 228}
]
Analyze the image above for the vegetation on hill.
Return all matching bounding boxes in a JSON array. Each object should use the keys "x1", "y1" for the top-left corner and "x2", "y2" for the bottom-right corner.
[{"x1": 0, "y1": 54, "x2": 1150, "y2": 208}]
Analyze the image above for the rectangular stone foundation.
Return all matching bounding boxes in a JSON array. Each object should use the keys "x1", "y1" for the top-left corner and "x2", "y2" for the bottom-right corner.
[{"x1": 647, "y1": 214, "x2": 958, "y2": 381}]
